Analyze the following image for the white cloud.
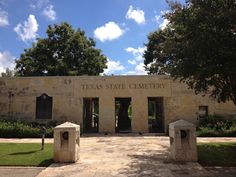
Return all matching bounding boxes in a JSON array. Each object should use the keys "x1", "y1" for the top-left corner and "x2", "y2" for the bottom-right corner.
[
  {"x1": 154, "y1": 15, "x2": 161, "y2": 24},
  {"x1": 128, "y1": 59, "x2": 137, "y2": 65},
  {"x1": 134, "y1": 62, "x2": 147, "y2": 75},
  {"x1": 159, "y1": 19, "x2": 169, "y2": 30},
  {"x1": 30, "y1": 0, "x2": 57, "y2": 21},
  {"x1": 0, "y1": 51, "x2": 15, "y2": 74},
  {"x1": 126, "y1": 47, "x2": 145, "y2": 57},
  {"x1": 160, "y1": 10, "x2": 170, "y2": 16},
  {"x1": 0, "y1": 8, "x2": 9, "y2": 26},
  {"x1": 126, "y1": 5, "x2": 145, "y2": 25},
  {"x1": 126, "y1": 62, "x2": 147, "y2": 75},
  {"x1": 30, "y1": 0, "x2": 49, "y2": 9},
  {"x1": 125, "y1": 46, "x2": 147, "y2": 75},
  {"x1": 153, "y1": 10, "x2": 170, "y2": 30},
  {"x1": 104, "y1": 58, "x2": 125, "y2": 75},
  {"x1": 94, "y1": 22, "x2": 124, "y2": 42},
  {"x1": 43, "y1": 4, "x2": 56, "y2": 21},
  {"x1": 125, "y1": 46, "x2": 146, "y2": 65},
  {"x1": 14, "y1": 14, "x2": 39, "y2": 42}
]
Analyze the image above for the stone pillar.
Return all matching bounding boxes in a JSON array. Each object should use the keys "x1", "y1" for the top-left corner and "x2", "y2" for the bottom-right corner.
[
  {"x1": 169, "y1": 119, "x2": 197, "y2": 162},
  {"x1": 54, "y1": 122, "x2": 80, "y2": 163},
  {"x1": 132, "y1": 96, "x2": 148, "y2": 133},
  {"x1": 99, "y1": 97, "x2": 115, "y2": 133}
]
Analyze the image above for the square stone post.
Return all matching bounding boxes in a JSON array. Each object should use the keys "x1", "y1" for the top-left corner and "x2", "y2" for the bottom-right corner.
[
  {"x1": 169, "y1": 119, "x2": 197, "y2": 162},
  {"x1": 54, "y1": 122, "x2": 80, "y2": 163}
]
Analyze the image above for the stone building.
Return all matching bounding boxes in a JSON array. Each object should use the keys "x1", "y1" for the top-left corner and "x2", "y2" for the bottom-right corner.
[{"x1": 0, "y1": 75, "x2": 235, "y2": 133}]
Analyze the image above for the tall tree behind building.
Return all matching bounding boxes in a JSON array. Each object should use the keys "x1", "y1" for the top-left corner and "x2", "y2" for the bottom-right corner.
[
  {"x1": 144, "y1": 0, "x2": 236, "y2": 105},
  {"x1": 16, "y1": 22, "x2": 107, "y2": 76}
]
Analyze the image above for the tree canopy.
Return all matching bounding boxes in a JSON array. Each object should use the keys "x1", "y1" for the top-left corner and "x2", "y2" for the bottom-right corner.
[
  {"x1": 15, "y1": 22, "x2": 107, "y2": 76},
  {"x1": 1, "y1": 68, "x2": 14, "y2": 77},
  {"x1": 144, "y1": 0, "x2": 236, "y2": 104}
]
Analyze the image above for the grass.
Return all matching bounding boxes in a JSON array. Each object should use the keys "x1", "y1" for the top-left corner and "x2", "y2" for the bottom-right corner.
[
  {"x1": 0, "y1": 143, "x2": 53, "y2": 167},
  {"x1": 198, "y1": 142, "x2": 236, "y2": 166}
]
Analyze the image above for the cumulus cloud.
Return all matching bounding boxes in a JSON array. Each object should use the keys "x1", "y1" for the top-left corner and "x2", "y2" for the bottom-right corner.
[
  {"x1": 126, "y1": 5, "x2": 145, "y2": 25},
  {"x1": 154, "y1": 10, "x2": 170, "y2": 30},
  {"x1": 0, "y1": 51, "x2": 15, "y2": 74},
  {"x1": 126, "y1": 46, "x2": 146, "y2": 65},
  {"x1": 103, "y1": 58, "x2": 125, "y2": 75},
  {"x1": 14, "y1": 14, "x2": 39, "y2": 42},
  {"x1": 43, "y1": 4, "x2": 56, "y2": 21},
  {"x1": 30, "y1": 0, "x2": 49, "y2": 9},
  {"x1": 159, "y1": 19, "x2": 169, "y2": 30},
  {"x1": 125, "y1": 46, "x2": 147, "y2": 75},
  {"x1": 30, "y1": 0, "x2": 56, "y2": 21},
  {"x1": 126, "y1": 62, "x2": 147, "y2": 75},
  {"x1": 94, "y1": 22, "x2": 124, "y2": 42},
  {"x1": 134, "y1": 62, "x2": 147, "y2": 75},
  {"x1": 0, "y1": 8, "x2": 9, "y2": 26},
  {"x1": 126, "y1": 47, "x2": 145, "y2": 56},
  {"x1": 128, "y1": 60, "x2": 137, "y2": 65}
]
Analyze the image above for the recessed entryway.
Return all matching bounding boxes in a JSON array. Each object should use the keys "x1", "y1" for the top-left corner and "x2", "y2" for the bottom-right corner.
[
  {"x1": 115, "y1": 97, "x2": 132, "y2": 133},
  {"x1": 83, "y1": 98, "x2": 99, "y2": 133},
  {"x1": 148, "y1": 97, "x2": 164, "y2": 133}
]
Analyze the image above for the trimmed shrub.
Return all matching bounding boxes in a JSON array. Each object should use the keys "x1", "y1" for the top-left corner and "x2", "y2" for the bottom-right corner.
[
  {"x1": 0, "y1": 119, "x2": 54, "y2": 138},
  {"x1": 197, "y1": 115, "x2": 236, "y2": 137}
]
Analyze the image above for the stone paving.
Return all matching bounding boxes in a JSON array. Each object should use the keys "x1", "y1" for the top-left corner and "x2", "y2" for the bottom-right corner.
[
  {"x1": 0, "y1": 167, "x2": 45, "y2": 177},
  {"x1": 0, "y1": 136, "x2": 235, "y2": 177},
  {"x1": 36, "y1": 136, "x2": 213, "y2": 177}
]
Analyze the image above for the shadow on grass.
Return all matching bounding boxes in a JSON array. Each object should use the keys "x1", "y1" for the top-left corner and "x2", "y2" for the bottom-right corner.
[
  {"x1": 38, "y1": 158, "x2": 54, "y2": 167},
  {"x1": 9, "y1": 150, "x2": 41, "y2": 155},
  {"x1": 198, "y1": 142, "x2": 236, "y2": 166}
]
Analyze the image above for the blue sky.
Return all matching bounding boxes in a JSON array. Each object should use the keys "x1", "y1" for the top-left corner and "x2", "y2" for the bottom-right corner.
[{"x1": 0, "y1": 0, "x2": 181, "y2": 75}]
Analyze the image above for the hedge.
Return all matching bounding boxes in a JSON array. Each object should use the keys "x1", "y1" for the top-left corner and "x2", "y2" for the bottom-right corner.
[
  {"x1": 0, "y1": 119, "x2": 54, "y2": 138},
  {"x1": 197, "y1": 115, "x2": 236, "y2": 137}
]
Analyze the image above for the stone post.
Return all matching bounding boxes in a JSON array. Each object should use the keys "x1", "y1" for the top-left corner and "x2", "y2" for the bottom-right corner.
[
  {"x1": 54, "y1": 122, "x2": 80, "y2": 163},
  {"x1": 169, "y1": 119, "x2": 197, "y2": 162}
]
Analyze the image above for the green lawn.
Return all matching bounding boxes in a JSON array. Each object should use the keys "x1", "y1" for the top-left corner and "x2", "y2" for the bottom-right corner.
[
  {"x1": 198, "y1": 142, "x2": 236, "y2": 166},
  {"x1": 0, "y1": 143, "x2": 53, "y2": 167}
]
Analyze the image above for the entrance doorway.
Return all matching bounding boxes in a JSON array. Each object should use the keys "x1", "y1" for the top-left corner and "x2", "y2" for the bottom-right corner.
[
  {"x1": 115, "y1": 98, "x2": 132, "y2": 133},
  {"x1": 83, "y1": 98, "x2": 99, "y2": 133},
  {"x1": 148, "y1": 97, "x2": 164, "y2": 133}
]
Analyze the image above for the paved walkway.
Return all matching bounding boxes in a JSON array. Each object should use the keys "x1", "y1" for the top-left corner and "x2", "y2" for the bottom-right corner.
[
  {"x1": 36, "y1": 136, "x2": 213, "y2": 177},
  {"x1": 0, "y1": 135, "x2": 235, "y2": 144},
  {"x1": 0, "y1": 167, "x2": 45, "y2": 177},
  {"x1": 0, "y1": 136, "x2": 235, "y2": 177}
]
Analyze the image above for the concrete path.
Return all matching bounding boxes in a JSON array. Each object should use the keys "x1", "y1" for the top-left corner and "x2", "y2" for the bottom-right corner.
[
  {"x1": 0, "y1": 135, "x2": 235, "y2": 143},
  {"x1": 0, "y1": 167, "x2": 45, "y2": 177},
  {"x1": 36, "y1": 136, "x2": 213, "y2": 177}
]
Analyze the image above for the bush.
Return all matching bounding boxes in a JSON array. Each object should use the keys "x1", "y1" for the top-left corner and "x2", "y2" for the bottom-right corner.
[
  {"x1": 198, "y1": 115, "x2": 236, "y2": 137},
  {"x1": 0, "y1": 119, "x2": 54, "y2": 138}
]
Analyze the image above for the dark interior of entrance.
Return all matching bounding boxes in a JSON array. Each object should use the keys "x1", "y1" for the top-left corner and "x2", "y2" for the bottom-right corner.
[
  {"x1": 115, "y1": 98, "x2": 132, "y2": 133},
  {"x1": 83, "y1": 98, "x2": 99, "y2": 133},
  {"x1": 148, "y1": 97, "x2": 164, "y2": 133}
]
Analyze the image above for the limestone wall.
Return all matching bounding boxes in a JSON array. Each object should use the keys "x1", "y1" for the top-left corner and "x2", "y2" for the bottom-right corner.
[{"x1": 0, "y1": 76, "x2": 235, "y2": 133}]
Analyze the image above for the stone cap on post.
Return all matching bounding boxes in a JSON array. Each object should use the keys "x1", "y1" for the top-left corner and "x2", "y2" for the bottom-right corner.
[
  {"x1": 54, "y1": 122, "x2": 80, "y2": 131},
  {"x1": 169, "y1": 119, "x2": 195, "y2": 129}
]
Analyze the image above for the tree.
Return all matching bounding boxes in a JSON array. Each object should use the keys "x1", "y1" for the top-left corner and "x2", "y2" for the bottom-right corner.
[
  {"x1": 1, "y1": 68, "x2": 14, "y2": 77},
  {"x1": 144, "y1": 0, "x2": 236, "y2": 105},
  {"x1": 16, "y1": 22, "x2": 107, "y2": 76}
]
